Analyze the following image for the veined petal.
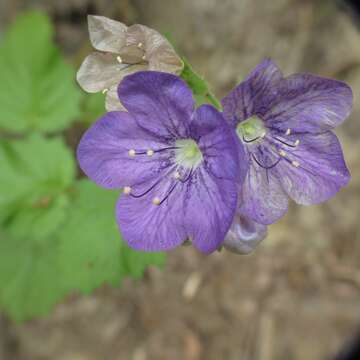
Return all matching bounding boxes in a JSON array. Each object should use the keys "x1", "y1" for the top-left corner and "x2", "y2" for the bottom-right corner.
[
  {"x1": 275, "y1": 131, "x2": 350, "y2": 204},
  {"x1": 223, "y1": 213, "x2": 267, "y2": 255},
  {"x1": 239, "y1": 148, "x2": 288, "y2": 225},
  {"x1": 77, "y1": 111, "x2": 170, "y2": 189},
  {"x1": 88, "y1": 15, "x2": 127, "y2": 53},
  {"x1": 265, "y1": 73, "x2": 353, "y2": 132},
  {"x1": 118, "y1": 71, "x2": 194, "y2": 139},
  {"x1": 116, "y1": 103, "x2": 239, "y2": 253},
  {"x1": 222, "y1": 59, "x2": 283, "y2": 127}
]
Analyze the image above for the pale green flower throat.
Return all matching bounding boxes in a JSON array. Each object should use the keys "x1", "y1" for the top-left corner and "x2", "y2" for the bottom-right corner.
[
  {"x1": 236, "y1": 116, "x2": 266, "y2": 143},
  {"x1": 175, "y1": 139, "x2": 203, "y2": 169}
]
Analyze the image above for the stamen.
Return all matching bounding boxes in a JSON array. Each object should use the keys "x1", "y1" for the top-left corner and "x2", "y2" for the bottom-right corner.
[
  {"x1": 242, "y1": 135, "x2": 262, "y2": 143},
  {"x1": 252, "y1": 154, "x2": 281, "y2": 169},
  {"x1": 285, "y1": 128, "x2": 291, "y2": 136},
  {"x1": 128, "y1": 149, "x2": 136, "y2": 157},
  {"x1": 174, "y1": 171, "x2": 181, "y2": 180},
  {"x1": 137, "y1": 42, "x2": 143, "y2": 48},
  {"x1": 292, "y1": 161, "x2": 300, "y2": 168},
  {"x1": 102, "y1": 88, "x2": 109, "y2": 94},
  {"x1": 294, "y1": 139, "x2": 300, "y2": 146},
  {"x1": 142, "y1": 55, "x2": 146, "y2": 61},
  {"x1": 279, "y1": 149, "x2": 287, "y2": 157},
  {"x1": 152, "y1": 197, "x2": 161, "y2": 205},
  {"x1": 273, "y1": 137, "x2": 297, "y2": 148},
  {"x1": 116, "y1": 55, "x2": 122, "y2": 63},
  {"x1": 147, "y1": 149, "x2": 154, "y2": 156},
  {"x1": 123, "y1": 186, "x2": 132, "y2": 195}
]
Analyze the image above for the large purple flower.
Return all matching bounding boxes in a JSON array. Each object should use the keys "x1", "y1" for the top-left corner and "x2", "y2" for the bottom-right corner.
[
  {"x1": 77, "y1": 71, "x2": 242, "y2": 253},
  {"x1": 222, "y1": 59, "x2": 352, "y2": 225}
]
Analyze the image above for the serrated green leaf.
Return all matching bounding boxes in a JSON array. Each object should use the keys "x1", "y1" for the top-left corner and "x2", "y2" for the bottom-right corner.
[
  {"x1": 0, "y1": 231, "x2": 66, "y2": 322},
  {"x1": 59, "y1": 180, "x2": 165, "y2": 294},
  {"x1": 0, "y1": 11, "x2": 81, "y2": 133},
  {"x1": 0, "y1": 134, "x2": 75, "y2": 239},
  {"x1": 180, "y1": 57, "x2": 222, "y2": 110},
  {"x1": 0, "y1": 180, "x2": 165, "y2": 322}
]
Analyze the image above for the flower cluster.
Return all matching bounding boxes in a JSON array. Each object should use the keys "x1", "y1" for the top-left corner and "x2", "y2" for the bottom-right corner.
[{"x1": 77, "y1": 16, "x2": 352, "y2": 255}]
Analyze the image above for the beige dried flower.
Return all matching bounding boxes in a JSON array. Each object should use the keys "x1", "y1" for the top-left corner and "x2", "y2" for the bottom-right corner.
[{"x1": 77, "y1": 15, "x2": 184, "y2": 111}]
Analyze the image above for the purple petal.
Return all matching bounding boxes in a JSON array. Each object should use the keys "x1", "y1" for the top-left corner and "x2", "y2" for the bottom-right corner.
[
  {"x1": 221, "y1": 59, "x2": 283, "y2": 127},
  {"x1": 118, "y1": 71, "x2": 194, "y2": 139},
  {"x1": 116, "y1": 105, "x2": 239, "y2": 253},
  {"x1": 223, "y1": 213, "x2": 267, "y2": 255},
  {"x1": 265, "y1": 73, "x2": 353, "y2": 132},
  {"x1": 275, "y1": 131, "x2": 350, "y2": 205},
  {"x1": 239, "y1": 148, "x2": 288, "y2": 225},
  {"x1": 77, "y1": 111, "x2": 169, "y2": 189}
]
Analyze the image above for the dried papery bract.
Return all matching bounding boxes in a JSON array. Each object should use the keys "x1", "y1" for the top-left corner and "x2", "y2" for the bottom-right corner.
[{"x1": 77, "y1": 15, "x2": 183, "y2": 111}]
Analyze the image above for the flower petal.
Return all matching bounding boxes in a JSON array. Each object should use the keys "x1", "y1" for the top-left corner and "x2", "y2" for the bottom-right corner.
[
  {"x1": 223, "y1": 213, "x2": 267, "y2": 255},
  {"x1": 275, "y1": 131, "x2": 350, "y2": 204},
  {"x1": 76, "y1": 52, "x2": 123, "y2": 93},
  {"x1": 116, "y1": 104, "x2": 239, "y2": 253},
  {"x1": 265, "y1": 73, "x2": 353, "y2": 132},
  {"x1": 118, "y1": 71, "x2": 194, "y2": 139},
  {"x1": 126, "y1": 24, "x2": 183, "y2": 75},
  {"x1": 105, "y1": 85, "x2": 125, "y2": 112},
  {"x1": 221, "y1": 59, "x2": 283, "y2": 127},
  {"x1": 88, "y1": 15, "x2": 127, "y2": 53},
  {"x1": 77, "y1": 111, "x2": 170, "y2": 189},
  {"x1": 239, "y1": 150, "x2": 288, "y2": 225}
]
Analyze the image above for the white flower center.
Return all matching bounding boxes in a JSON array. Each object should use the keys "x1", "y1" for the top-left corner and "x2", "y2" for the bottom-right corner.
[{"x1": 174, "y1": 139, "x2": 203, "y2": 169}]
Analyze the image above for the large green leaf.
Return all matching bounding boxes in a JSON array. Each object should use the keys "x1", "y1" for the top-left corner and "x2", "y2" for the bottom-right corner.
[
  {"x1": 0, "y1": 180, "x2": 165, "y2": 322},
  {"x1": 0, "y1": 12, "x2": 81, "y2": 133},
  {"x1": 58, "y1": 180, "x2": 165, "y2": 294},
  {"x1": 0, "y1": 134, "x2": 75, "y2": 239}
]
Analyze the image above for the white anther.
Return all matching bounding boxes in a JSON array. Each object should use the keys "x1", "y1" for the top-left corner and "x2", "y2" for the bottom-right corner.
[
  {"x1": 292, "y1": 161, "x2": 300, "y2": 168},
  {"x1": 285, "y1": 128, "x2": 291, "y2": 136},
  {"x1": 294, "y1": 139, "x2": 300, "y2": 146},
  {"x1": 123, "y1": 186, "x2": 132, "y2": 195},
  {"x1": 128, "y1": 149, "x2": 136, "y2": 157},
  {"x1": 142, "y1": 55, "x2": 146, "y2": 61},
  {"x1": 174, "y1": 171, "x2": 181, "y2": 180},
  {"x1": 102, "y1": 88, "x2": 109, "y2": 94},
  {"x1": 138, "y1": 42, "x2": 143, "y2": 48},
  {"x1": 260, "y1": 131, "x2": 266, "y2": 138},
  {"x1": 152, "y1": 197, "x2": 161, "y2": 205},
  {"x1": 279, "y1": 150, "x2": 287, "y2": 157},
  {"x1": 147, "y1": 149, "x2": 154, "y2": 156},
  {"x1": 116, "y1": 55, "x2": 122, "y2": 63}
]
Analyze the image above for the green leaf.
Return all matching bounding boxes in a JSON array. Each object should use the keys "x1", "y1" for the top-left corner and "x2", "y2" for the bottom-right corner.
[
  {"x1": 81, "y1": 92, "x2": 106, "y2": 125},
  {"x1": 58, "y1": 180, "x2": 166, "y2": 294},
  {"x1": 0, "y1": 180, "x2": 165, "y2": 322},
  {"x1": 0, "y1": 11, "x2": 81, "y2": 133},
  {"x1": 0, "y1": 134, "x2": 75, "y2": 239},
  {"x1": 180, "y1": 57, "x2": 222, "y2": 110},
  {"x1": 0, "y1": 231, "x2": 66, "y2": 322}
]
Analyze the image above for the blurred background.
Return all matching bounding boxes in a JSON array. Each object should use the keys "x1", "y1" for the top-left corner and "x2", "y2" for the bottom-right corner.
[{"x1": 1, "y1": 0, "x2": 360, "y2": 359}]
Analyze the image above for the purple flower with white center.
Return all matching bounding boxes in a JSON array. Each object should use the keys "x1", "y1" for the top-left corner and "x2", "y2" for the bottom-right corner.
[
  {"x1": 77, "y1": 71, "x2": 242, "y2": 253},
  {"x1": 223, "y1": 213, "x2": 267, "y2": 255},
  {"x1": 222, "y1": 59, "x2": 352, "y2": 225}
]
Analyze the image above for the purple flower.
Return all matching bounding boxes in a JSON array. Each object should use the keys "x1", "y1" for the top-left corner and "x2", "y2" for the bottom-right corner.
[
  {"x1": 222, "y1": 59, "x2": 352, "y2": 225},
  {"x1": 77, "y1": 71, "x2": 242, "y2": 253},
  {"x1": 223, "y1": 213, "x2": 267, "y2": 255}
]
